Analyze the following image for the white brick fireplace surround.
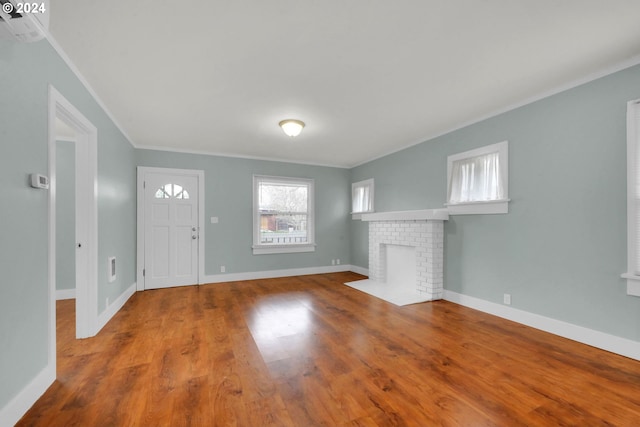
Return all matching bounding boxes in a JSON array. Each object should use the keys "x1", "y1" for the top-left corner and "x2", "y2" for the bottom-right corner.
[{"x1": 347, "y1": 209, "x2": 449, "y2": 304}]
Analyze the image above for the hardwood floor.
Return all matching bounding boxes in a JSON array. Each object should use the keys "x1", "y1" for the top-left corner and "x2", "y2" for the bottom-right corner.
[{"x1": 17, "y1": 272, "x2": 640, "y2": 426}]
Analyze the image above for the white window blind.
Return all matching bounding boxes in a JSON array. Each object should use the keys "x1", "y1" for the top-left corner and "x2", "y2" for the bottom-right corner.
[
  {"x1": 352, "y1": 179, "x2": 374, "y2": 214},
  {"x1": 446, "y1": 141, "x2": 509, "y2": 214}
]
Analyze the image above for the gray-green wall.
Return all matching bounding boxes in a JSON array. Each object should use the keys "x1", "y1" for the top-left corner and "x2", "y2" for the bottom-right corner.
[
  {"x1": 136, "y1": 150, "x2": 351, "y2": 276},
  {"x1": 55, "y1": 140, "x2": 75, "y2": 291},
  {"x1": 351, "y1": 64, "x2": 640, "y2": 341},
  {"x1": 0, "y1": 39, "x2": 136, "y2": 411}
]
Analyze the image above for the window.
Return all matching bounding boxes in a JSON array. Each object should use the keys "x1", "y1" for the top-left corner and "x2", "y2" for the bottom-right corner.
[
  {"x1": 623, "y1": 100, "x2": 640, "y2": 296},
  {"x1": 446, "y1": 141, "x2": 509, "y2": 214},
  {"x1": 155, "y1": 183, "x2": 189, "y2": 199},
  {"x1": 253, "y1": 175, "x2": 315, "y2": 254},
  {"x1": 352, "y1": 178, "x2": 374, "y2": 218}
]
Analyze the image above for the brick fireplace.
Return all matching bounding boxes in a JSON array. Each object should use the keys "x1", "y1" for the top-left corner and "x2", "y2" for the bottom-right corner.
[{"x1": 361, "y1": 209, "x2": 448, "y2": 301}]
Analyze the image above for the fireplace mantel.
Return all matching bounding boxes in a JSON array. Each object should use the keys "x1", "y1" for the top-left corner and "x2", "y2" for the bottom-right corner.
[{"x1": 360, "y1": 209, "x2": 449, "y2": 222}]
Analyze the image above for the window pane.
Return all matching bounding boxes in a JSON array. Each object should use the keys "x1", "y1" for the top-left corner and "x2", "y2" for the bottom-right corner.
[
  {"x1": 256, "y1": 178, "x2": 311, "y2": 246},
  {"x1": 259, "y1": 182, "x2": 307, "y2": 213},
  {"x1": 154, "y1": 183, "x2": 190, "y2": 199},
  {"x1": 352, "y1": 180, "x2": 373, "y2": 213},
  {"x1": 259, "y1": 213, "x2": 308, "y2": 244},
  {"x1": 448, "y1": 151, "x2": 503, "y2": 203}
]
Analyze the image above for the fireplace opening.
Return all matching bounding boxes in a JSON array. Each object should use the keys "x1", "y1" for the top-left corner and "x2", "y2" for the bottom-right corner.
[{"x1": 384, "y1": 244, "x2": 416, "y2": 290}]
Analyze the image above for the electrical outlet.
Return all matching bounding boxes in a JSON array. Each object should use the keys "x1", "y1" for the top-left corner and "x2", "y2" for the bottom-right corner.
[
  {"x1": 221, "y1": 265, "x2": 226, "y2": 273},
  {"x1": 503, "y1": 293, "x2": 511, "y2": 305},
  {"x1": 331, "y1": 259, "x2": 336, "y2": 265},
  {"x1": 336, "y1": 259, "x2": 341, "y2": 265},
  {"x1": 106, "y1": 297, "x2": 109, "y2": 308}
]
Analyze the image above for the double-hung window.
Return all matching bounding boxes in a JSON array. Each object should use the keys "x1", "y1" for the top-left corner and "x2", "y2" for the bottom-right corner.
[
  {"x1": 253, "y1": 175, "x2": 315, "y2": 254},
  {"x1": 446, "y1": 141, "x2": 509, "y2": 214},
  {"x1": 623, "y1": 100, "x2": 640, "y2": 296},
  {"x1": 352, "y1": 178, "x2": 374, "y2": 218}
]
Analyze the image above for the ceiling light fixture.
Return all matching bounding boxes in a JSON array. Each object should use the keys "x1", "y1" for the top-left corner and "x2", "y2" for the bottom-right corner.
[{"x1": 279, "y1": 119, "x2": 305, "y2": 137}]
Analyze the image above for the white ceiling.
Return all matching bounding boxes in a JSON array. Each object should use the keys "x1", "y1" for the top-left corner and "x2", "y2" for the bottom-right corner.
[{"x1": 49, "y1": 1, "x2": 640, "y2": 168}]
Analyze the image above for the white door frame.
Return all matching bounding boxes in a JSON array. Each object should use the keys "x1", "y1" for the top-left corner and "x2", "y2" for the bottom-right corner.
[
  {"x1": 48, "y1": 85, "x2": 99, "y2": 348},
  {"x1": 136, "y1": 167, "x2": 205, "y2": 290}
]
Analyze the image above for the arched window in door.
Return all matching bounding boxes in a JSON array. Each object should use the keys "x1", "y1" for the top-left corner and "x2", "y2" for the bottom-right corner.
[{"x1": 154, "y1": 183, "x2": 190, "y2": 199}]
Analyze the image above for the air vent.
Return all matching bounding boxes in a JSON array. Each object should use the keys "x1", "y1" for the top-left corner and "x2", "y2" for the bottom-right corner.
[{"x1": 0, "y1": 0, "x2": 49, "y2": 42}]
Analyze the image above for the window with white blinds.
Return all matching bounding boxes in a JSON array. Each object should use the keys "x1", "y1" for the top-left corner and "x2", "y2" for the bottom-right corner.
[
  {"x1": 352, "y1": 179, "x2": 374, "y2": 214},
  {"x1": 446, "y1": 141, "x2": 509, "y2": 214},
  {"x1": 623, "y1": 100, "x2": 640, "y2": 296}
]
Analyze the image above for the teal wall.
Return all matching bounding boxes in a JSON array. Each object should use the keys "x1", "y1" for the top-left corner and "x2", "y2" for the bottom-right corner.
[
  {"x1": 136, "y1": 150, "x2": 351, "y2": 276},
  {"x1": 0, "y1": 39, "x2": 136, "y2": 410},
  {"x1": 55, "y1": 140, "x2": 75, "y2": 291},
  {"x1": 350, "y1": 64, "x2": 640, "y2": 341}
]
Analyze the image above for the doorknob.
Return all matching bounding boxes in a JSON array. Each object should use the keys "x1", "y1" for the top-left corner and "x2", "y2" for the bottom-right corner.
[{"x1": 192, "y1": 235, "x2": 197, "y2": 239}]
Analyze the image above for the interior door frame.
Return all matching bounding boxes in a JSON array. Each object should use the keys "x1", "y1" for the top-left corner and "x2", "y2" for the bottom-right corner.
[
  {"x1": 136, "y1": 166, "x2": 205, "y2": 290},
  {"x1": 48, "y1": 85, "x2": 99, "y2": 350}
]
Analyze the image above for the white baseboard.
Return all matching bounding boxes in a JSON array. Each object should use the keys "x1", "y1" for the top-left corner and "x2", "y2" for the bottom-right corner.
[
  {"x1": 443, "y1": 290, "x2": 640, "y2": 361},
  {"x1": 96, "y1": 282, "x2": 136, "y2": 333},
  {"x1": 202, "y1": 264, "x2": 364, "y2": 284},
  {"x1": 349, "y1": 265, "x2": 369, "y2": 276},
  {"x1": 0, "y1": 363, "x2": 55, "y2": 427},
  {"x1": 55, "y1": 288, "x2": 76, "y2": 300}
]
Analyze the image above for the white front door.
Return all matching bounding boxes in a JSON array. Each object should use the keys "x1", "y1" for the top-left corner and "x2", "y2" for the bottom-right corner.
[{"x1": 142, "y1": 169, "x2": 201, "y2": 290}]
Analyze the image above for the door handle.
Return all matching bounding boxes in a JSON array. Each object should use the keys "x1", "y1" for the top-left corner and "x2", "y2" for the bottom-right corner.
[{"x1": 192, "y1": 235, "x2": 197, "y2": 239}]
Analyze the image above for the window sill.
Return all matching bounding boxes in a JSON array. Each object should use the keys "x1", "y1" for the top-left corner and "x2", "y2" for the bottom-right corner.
[
  {"x1": 445, "y1": 199, "x2": 510, "y2": 215},
  {"x1": 252, "y1": 244, "x2": 316, "y2": 255},
  {"x1": 621, "y1": 273, "x2": 640, "y2": 297}
]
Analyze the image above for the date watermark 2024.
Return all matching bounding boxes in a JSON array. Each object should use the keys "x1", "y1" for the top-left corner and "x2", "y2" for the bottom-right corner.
[{"x1": 2, "y1": 2, "x2": 46, "y2": 15}]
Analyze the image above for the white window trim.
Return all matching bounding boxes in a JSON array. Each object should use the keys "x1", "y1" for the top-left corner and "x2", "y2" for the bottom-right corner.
[
  {"x1": 445, "y1": 140, "x2": 510, "y2": 215},
  {"x1": 252, "y1": 175, "x2": 315, "y2": 255},
  {"x1": 351, "y1": 178, "x2": 375, "y2": 219},
  {"x1": 622, "y1": 99, "x2": 640, "y2": 296}
]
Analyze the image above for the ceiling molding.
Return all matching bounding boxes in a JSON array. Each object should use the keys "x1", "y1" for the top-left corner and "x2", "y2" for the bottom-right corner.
[
  {"x1": 43, "y1": 30, "x2": 138, "y2": 149},
  {"x1": 350, "y1": 54, "x2": 640, "y2": 169}
]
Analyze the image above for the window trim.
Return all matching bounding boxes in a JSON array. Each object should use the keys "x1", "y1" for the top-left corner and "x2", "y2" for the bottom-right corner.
[
  {"x1": 445, "y1": 140, "x2": 509, "y2": 215},
  {"x1": 351, "y1": 178, "x2": 375, "y2": 219},
  {"x1": 252, "y1": 174, "x2": 315, "y2": 255},
  {"x1": 623, "y1": 99, "x2": 640, "y2": 296}
]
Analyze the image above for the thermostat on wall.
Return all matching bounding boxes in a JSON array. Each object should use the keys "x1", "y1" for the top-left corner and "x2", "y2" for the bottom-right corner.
[{"x1": 30, "y1": 173, "x2": 49, "y2": 189}]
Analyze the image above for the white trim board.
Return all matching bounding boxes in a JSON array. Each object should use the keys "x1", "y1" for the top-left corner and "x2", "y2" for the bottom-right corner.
[
  {"x1": 443, "y1": 290, "x2": 640, "y2": 361},
  {"x1": 55, "y1": 289, "x2": 76, "y2": 300},
  {"x1": 0, "y1": 364, "x2": 55, "y2": 427},
  {"x1": 349, "y1": 265, "x2": 369, "y2": 276},
  {"x1": 96, "y1": 282, "x2": 136, "y2": 333},
  {"x1": 202, "y1": 264, "x2": 361, "y2": 284}
]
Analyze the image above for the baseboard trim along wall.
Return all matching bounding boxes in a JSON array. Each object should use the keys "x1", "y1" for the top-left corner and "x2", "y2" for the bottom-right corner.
[
  {"x1": 202, "y1": 264, "x2": 364, "y2": 284},
  {"x1": 0, "y1": 364, "x2": 55, "y2": 427},
  {"x1": 96, "y1": 282, "x2": 136, "y2": 333},
  {"x1": 349, "y1": 265, "x2": 369, "y2": 276},
  {"x1": 443, "y1": 290, "x2": 640, "y2": 361},
  {"x1": 55, "y1": 288, "x2": 76, "y2": 300}
]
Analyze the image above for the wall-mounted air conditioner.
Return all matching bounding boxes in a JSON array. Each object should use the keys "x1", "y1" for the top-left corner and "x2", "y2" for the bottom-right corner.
[{"x1": 0, "y1": 0, "x2": 49, "y2": 42}]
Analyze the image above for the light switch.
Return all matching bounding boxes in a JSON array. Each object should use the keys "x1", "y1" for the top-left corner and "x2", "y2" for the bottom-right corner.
[{"x1": 210, "y1": 216, "x2": 219, "y2": 224}]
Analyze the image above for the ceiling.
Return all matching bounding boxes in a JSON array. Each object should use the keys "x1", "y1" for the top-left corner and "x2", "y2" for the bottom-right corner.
[{"x1": 49, "y1": 1, "x2": 640, "y2": 168}]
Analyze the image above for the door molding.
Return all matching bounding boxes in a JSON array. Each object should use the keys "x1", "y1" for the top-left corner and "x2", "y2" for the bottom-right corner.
[
  {"x1": 136, "y1": 167, "x2": 205, "y2": 290},
  {"x1": 48, "y1": 84, "x2": 99, "y2": 345}
]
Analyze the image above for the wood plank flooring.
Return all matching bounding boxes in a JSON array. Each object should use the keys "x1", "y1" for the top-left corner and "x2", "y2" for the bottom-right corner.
[{"x1": 17, "y1": 272, "x2": 640, "y2": 426}]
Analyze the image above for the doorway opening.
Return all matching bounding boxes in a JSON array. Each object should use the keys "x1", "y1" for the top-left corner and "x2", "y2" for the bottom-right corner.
[{"x1": 47, "y1": 85, "x2": 99, "y2": 375}]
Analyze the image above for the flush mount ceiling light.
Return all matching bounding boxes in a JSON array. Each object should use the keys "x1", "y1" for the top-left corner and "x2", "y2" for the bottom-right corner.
[{"x1": 279, "y1": 119, "x2": 305, "y2": 137}]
